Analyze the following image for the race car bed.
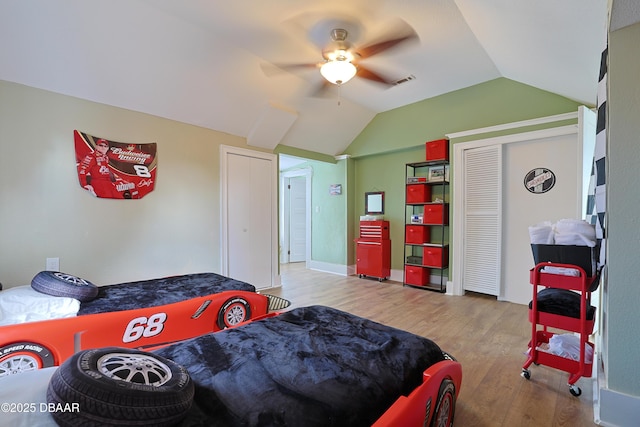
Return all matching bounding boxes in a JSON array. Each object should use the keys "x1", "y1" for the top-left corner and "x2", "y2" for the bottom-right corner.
[
  {"x1": 0, "y1": 306, "x2": 462, "y2": 427},
  {"x1": 39, "y1": 305, "x2": 462, "y2": 427},
  {"x1": 0, "y1": 272, "x2": 288, "y2": 378}
]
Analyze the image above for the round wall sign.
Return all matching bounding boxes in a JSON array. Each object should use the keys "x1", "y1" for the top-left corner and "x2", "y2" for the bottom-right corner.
[{"x1": 524, "y1": 168, "x2": 556, "y2": 194}]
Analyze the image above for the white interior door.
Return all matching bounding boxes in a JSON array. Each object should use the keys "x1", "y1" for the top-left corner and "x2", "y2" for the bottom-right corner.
[
  {"x1": 221, "y1": 146, "x2": 277, "y2": 289},
  {"x1": 502, "y1": 133, "x2": 581, "y2": 304},
  {"x1": 288, "y1": 176, "x2": 306, "y2": 262}
]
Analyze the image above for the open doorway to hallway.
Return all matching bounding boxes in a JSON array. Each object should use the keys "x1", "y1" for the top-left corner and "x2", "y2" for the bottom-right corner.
[{"x1": 279, "y1": 155, "x2": 311, "y2": 272}]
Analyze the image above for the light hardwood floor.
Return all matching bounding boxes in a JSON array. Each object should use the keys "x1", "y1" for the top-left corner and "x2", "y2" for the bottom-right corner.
[{"x1": 269, "y1": 263, "x2": 596, "y2": 427}]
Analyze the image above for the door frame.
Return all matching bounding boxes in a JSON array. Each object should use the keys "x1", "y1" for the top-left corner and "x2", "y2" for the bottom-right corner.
[
  {"x1": 280, "y1": 168, "x2": 312, "y2": 267},
  {"x1": 220, "y1": 145, "x2": 279, "y2": 287},
  {"x1": 450, "y1": 119, "x2": 583, "y2": 297}
]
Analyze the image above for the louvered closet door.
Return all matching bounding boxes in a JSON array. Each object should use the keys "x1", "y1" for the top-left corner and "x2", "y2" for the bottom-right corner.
[{"x1": 462, "y1": 145, "x2": 501, "y2": 295}]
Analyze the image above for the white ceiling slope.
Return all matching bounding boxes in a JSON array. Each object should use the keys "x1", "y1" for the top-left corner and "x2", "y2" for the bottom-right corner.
[{"x1": 0, "y1": 0, "x2": 608, "y2": 156}]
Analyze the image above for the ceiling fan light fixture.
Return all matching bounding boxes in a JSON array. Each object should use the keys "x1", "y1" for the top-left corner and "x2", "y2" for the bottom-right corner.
[{"x1": 320, "y1": 59, "x2": 357, "y2": 85}]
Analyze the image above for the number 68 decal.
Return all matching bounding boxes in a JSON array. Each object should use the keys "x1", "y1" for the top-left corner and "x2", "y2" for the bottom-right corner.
[{"x1": 122, "y1": 313, "x2": 167, "y2": 343}]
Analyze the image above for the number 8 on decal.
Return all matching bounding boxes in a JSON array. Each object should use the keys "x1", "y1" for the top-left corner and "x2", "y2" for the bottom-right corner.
[{"x1": 133, "y1": 164, "x2": 151, "y2": 178}]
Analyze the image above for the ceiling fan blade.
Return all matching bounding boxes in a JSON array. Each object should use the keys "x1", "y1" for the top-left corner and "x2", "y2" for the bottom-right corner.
[
  {"x1": 261, "y1": 62, "x2": 319, "y2": 77},
  {"x1": 356, "y1": 65, "x2": 395, "y2": 86},
  {"x1": 355, "y1": 20, "x2": 418, "y2": 59}
]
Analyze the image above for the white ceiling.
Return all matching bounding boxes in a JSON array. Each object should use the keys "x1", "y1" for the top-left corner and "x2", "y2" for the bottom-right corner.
[{"x1": 0, "y1": 0, "x2": 609, "y2": 157}]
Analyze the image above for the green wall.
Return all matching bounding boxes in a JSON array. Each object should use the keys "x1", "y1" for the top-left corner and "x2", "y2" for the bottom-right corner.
[
  {"x1": 280, "y1": 78, "x2": 584, "y2": 273},
  {"x1": 346, "y1": 77, "x2": 586, "y2": 158},
  {"x1": 605, "y1": 19, "x2": 640, "y2": 397},
  {"x1": 354, "y1": 147, "x2": 424, "y2": 269},
  {"x1": 282, "y1": 158, "x2": 349, "y2": 266},
  {"x1": 346, "y1": 78, "x2": 583, "y2": 272}
]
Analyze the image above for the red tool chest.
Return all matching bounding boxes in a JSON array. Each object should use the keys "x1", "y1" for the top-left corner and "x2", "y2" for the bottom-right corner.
[{"x1": 355, "y1": 220, "x2": 391, "y2": 282}]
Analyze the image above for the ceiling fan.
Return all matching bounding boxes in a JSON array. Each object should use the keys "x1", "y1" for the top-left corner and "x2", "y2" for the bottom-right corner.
[{"x1": 264, "y1": 19, "x2": 419, "y2": 92}]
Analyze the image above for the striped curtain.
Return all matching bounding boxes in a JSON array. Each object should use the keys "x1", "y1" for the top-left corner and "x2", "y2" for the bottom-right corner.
[{"x1": 585, "y1": 46, "x2": 607, "y2": 267}]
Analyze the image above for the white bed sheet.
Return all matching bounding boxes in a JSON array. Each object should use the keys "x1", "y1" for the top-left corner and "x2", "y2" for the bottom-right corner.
[{"x1": 0, "y1": 286, "x2": 80, "y2": 327}]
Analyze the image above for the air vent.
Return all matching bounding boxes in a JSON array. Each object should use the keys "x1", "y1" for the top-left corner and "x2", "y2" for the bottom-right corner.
[{"x1": 392, "y1": 74, "x2": 416, "y2": 86}]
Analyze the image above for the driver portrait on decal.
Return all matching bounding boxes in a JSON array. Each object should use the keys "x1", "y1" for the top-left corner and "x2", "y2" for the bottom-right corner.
[{"x1": 77, "y1": 138, "x2": 134, "y2": 199}]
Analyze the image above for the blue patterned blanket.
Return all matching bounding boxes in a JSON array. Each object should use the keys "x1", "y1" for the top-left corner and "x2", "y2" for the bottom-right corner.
[
  {"x1": 79, "y1": 273, "x2": 255, "y2": 315},
  {"x1": 155, "y1": 305, "x2": 446, "y2": 427}
]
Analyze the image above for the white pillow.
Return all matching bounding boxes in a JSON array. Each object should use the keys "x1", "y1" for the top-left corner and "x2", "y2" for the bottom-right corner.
[{"x1": 0, "y1": 286, "x2": 80, "y2": 327}]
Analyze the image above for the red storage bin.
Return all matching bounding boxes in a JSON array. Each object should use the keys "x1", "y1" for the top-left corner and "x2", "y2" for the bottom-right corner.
[
  {"x1": 404, "y1": 265, "x2": 430, "y2": 287},
  {"x1": 422, "y1": 203, "x2": 449, "y2": 225},
  {"x1": 425, "y1": 139, "x2": 449, "y2": 161},
  {"x1": 405, "y1": 225, "x2": 430, "y2": 244},
  {"x1": 406, "y1": 184, "x2": 431, "y2": 204},
  {"x1": 422, "y1": 246, "x2": 449, "y2": 268}
]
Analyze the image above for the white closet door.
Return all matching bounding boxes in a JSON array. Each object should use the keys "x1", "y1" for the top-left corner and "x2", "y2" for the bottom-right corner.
[
  {"x1": 222, "y1": 146, "x2": 277, "y2": 289},
  {"x1": 463, "y1": 145, "x2": 502, "y2": 295}
]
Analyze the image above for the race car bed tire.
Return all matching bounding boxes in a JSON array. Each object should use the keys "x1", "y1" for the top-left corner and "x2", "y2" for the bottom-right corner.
[
  {"x1": 31, "y1": 271, "x2": 99, "y2": 302},
  {"x1": 0, "y1": 342, "x2": 55, "y2": 378},
  {"x1": 217, "y1": 296, "x2": 251, "y2": 329},
  {"x1": 46, "y1": 347, "x2": 194, "y2": 426},
  {"x1": 430, "y1": 379, "x2": 456, "y2": 427}
]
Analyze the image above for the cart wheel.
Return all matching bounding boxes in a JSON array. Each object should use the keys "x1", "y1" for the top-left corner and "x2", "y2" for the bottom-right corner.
[
  {"x1": 569, "y1": 384, "x2": 582, "y2": 397},
  {"x1": 521, "y1": 369, "x2": 531, "y2": 380}
]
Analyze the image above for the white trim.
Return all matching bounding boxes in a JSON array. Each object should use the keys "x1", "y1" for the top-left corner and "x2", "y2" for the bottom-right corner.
[
  {"x1": 309, "y1": 260, "x2": 350, "y2": 276},
  {"x1": 451, "y1": 125, "x2": 579, "y2": 296},
  {"x1": 220, "y1": 145, "x2": 279, "y2": 287},
  {"x1": 446, "y1": 111, "x2": 578, "y2": 140},
  {"x1": 280, "y1": 167, "x2": 313, "y2": 268},
  {"x1": 596, "y1": 387, "x2": 640, "y2": 426}
]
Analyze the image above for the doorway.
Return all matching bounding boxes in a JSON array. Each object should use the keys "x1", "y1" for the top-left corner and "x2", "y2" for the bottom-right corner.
[{"x1": 280, "y1": 163, "x2": 312, "y2": 267}]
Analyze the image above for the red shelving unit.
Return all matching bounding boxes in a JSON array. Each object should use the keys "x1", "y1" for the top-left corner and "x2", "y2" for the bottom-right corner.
[{"x1": 403, "y1": 159, "x2": 449, "y2": 292}]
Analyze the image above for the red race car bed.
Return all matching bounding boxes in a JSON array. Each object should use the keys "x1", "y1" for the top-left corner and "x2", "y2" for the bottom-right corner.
[
  {"x1": 0, "y1": 271, "x2": 288, "y2": 378},
  {"x1": 40, "y1": 305, "x2": 462, "y2": 427}
]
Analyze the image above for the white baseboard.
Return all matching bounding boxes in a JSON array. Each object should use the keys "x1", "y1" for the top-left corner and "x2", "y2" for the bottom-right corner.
[
  {"x1": 309, "y1": 264, "x2": 452, "y2": 292},
  {"x1": 595, "y1": 387, "x2": 640, "y2": 426},
  {"x1": 594, "y1": 352, "x2": 640, "y2": 426},
  {"x1": 308, "y1": 260, "x2": 350, "y2": 276}
]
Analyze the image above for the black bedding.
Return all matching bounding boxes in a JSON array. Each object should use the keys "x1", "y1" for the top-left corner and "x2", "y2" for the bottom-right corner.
[
  {"x1": 155, "y1": 305, "x2": 446, "y2": 427},
  {"x1": 530, "y1": 288, "x2": 596, "y2": 320},
  {"x1": 78, "y1": 273, "x2": 255, "y2": 315}
]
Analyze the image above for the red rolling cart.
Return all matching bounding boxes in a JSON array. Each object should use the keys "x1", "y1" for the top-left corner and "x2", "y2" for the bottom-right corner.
[{"x1": 522, "y1": 262, "x2": 598, "y2": 396}]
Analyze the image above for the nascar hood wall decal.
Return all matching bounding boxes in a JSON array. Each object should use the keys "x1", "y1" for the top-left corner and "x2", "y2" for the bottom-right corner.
[{"x1": 74, "y1": 130, "x2": 157, "y2": 199}]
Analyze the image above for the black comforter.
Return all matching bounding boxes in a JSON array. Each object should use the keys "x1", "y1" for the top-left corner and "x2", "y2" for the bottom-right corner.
[
  {"x1": 155, "y1": 305, "x2": 445, "y2": 427},
  {"x1": 79, "y1": 273, "x2": 255, "y2": 315}
]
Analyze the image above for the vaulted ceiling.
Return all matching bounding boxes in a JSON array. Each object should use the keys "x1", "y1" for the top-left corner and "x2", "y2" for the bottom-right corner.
[{"x1": 0, "y1": 0, "x2": 609, "y2": 157}]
